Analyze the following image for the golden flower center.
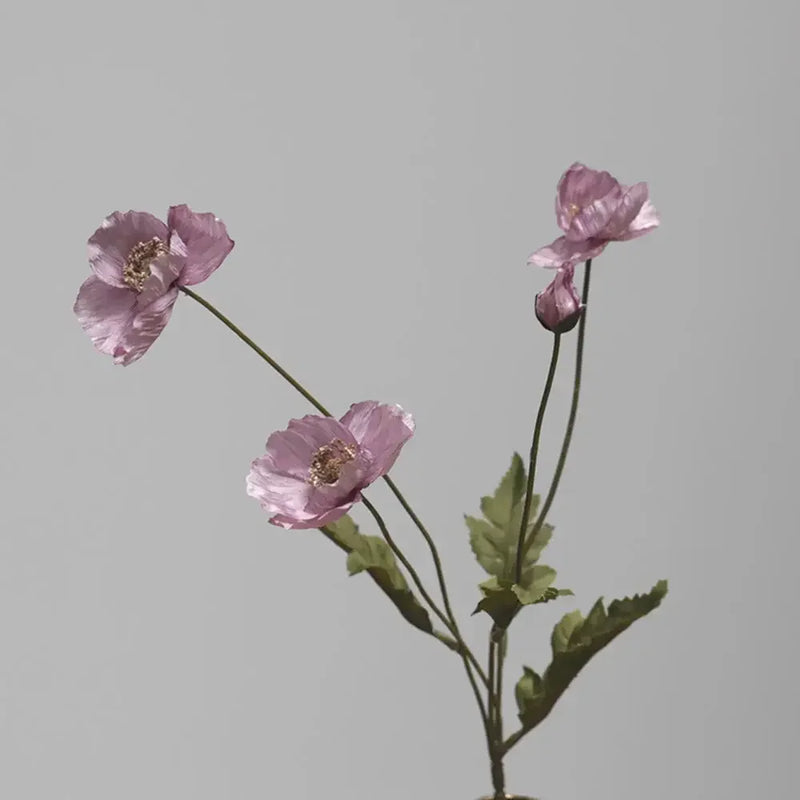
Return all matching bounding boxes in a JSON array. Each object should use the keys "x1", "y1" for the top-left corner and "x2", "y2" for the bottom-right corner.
[
  {"x1": 567, "y1": 202, "x2": 581, "y2": 221},
  {"x1": 123, "y1": 238, "x2": 168, "y2": 292},
  {"x1": 308, "y1": 439, "x2": 357, "y2": 487}
]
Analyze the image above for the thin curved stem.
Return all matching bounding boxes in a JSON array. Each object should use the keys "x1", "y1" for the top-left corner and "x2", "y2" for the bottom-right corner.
[
  {"x1": 361, "y1": 495, "x2": 491, "y2": 735},
  {"x1": 180, "y1": 285, "x2": 484, "y2": 683},
  {"x1": 360, "y1": 495, "x2": 487, "y2": 686},
  {"x1": 178, "y1": 285, "x2": 331, "y2": 416},
  {"x1": 514, "y1": 333, "x2": 561, "y2": 584},
  {"x1": 318, "y1": 524, "x2": 458, "y2": 650},
  {"x1": 382, "y1": 476, "x2": 469, "y2": 665},
  {"x1": 522, "y1": 259, "x2": 593, "y2": 561},
  {"x1": 465, "y1": 657, "x2": 494, "y2": 760}
]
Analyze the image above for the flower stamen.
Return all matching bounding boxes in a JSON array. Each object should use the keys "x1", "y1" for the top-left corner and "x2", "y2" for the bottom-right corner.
[
  {"x1": 308, "y1": 439, "x2": 357, "y2": 487},
  {"x1": 123, "y1": 238, "x2": 168, "y2": 291}
]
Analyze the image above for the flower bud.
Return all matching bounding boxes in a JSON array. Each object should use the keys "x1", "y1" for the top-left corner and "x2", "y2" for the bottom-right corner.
[{"x1": 535, "y1": 264, "x2": 582, "y2": 333}]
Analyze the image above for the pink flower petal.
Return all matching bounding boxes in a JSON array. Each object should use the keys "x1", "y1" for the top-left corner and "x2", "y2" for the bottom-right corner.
[
  {"x1": 304, "y1": 461, "x2": 365, "y2": 509},
  {"x1": 247, "y1": 404, "x2": 412, "y2": 529},
  {"x1": 556, "y1": 163, "x2": 619, "y2": 233},
  {"x1": 527, "y1": 236, "x2": 607, "y2": 268},
  {"x1": 602, "y1": 182, "x2": 649, "y2": 239},
  {"x1": 168, "y1": 205, "x2": 234, "y2": 287},
  {"x1": 340, "y1": 401, "x2": 415, "y2": 483},
  {"x1": 88, "y1": 211, "x2": 168, "y2": 288},
  {"x1": 247, "y1": 457, "x2": 312, "y2": 513},
  {"x1": 136, "y1": 252, "x2": 182, "y2": 309},
  {"x1": 74, "y1": 275, "x2": 137, "y2": 357},
  {"x1": 248, "y1": 414, "x2": 368, "y2": 529},
  {"x1": 566, "y1": 183, "x2": 625, "y2": 241},
  {"x1": 617, "y1": 199, "x2": 660, "y2": 240},
  {"x1": 264, "y1": 416, "x2": 357, "y2": 480},
  {"x1": 111, "y1": 287, "x2": 179, "y2": 366},
  {"x1": 269, "y1": 499, "x2": 356, "y2": 530}
]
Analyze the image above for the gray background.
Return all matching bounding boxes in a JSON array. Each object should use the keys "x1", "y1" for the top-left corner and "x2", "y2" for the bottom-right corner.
[{"x1": 1, "y1": 1, "x2": 797, "y2": 798}]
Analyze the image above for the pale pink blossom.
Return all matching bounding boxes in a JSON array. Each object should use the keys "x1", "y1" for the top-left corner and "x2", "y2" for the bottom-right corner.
[
  {"x1": 528, "y1": 163, "x2": 659, "y2": 268},
  {"x1": 535, "y1": 265, "x2": 582, "y2": 333},
  {"x1": 247, "y1": 402, "x2": 415, "y2": 529},
  {"x1": 74, "y1": 206, "x2": 234, "y2": 365}
]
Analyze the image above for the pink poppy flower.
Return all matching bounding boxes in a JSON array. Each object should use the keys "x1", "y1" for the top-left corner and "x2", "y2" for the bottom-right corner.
[
  {"x1": 528, "y1": 162, "x2": 659, "y2": 268},
  {"x1": 535, "y1": 264, "x2": 582, "y2": 333},
  {"x1": 246, "y1": 402, "x2": 416, "y2": 529},
  {"x1": 74, "y1": 205, "x2": 234, "y2": 365}
]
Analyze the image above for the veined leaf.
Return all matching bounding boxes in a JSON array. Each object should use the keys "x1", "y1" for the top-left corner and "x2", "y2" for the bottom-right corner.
[
  {"x1": 321, "y1": 515, "x2": 433, "y2": 635},
  {"x1": 467, "y1": 453, "x2": 554, "y2": 582},
  {"x1": 515, "y1": 580, "x2": 668, "y2": 731},
  {"x1": 473, "y1": 566, "x2": 566, "y2": 628}
]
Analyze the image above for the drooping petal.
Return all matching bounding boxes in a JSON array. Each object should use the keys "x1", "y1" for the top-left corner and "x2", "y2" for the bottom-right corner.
[
  {"x1": 556, "y1": 163, "x2": 619, "y2": 233},
  {"x1": 527, "y1": 236, "x2": 607, "y2": 268},
  {"x1": 88, "y1": 211, "x2": 168, "y2": 288},
  {"x1": 617, "y1": 199, "x2": 660, "y2": 240},
  {"x1": 111, "y1": 287, "x2": 179, "y2": 366},
  {"x1": 535, "y1": 265, "x2": 583, "y2": 334},
  {"x1": 340, "y1": 401, "x2": 415, "y2": 483},
  {"x1": 601, "y1": 182, "x2": 649, "y2": 239},
  {"x1": 168, "y1": 205, "x2": 234, "y2": 287},
  {"x1": 246, "y1": 457, "x2": 314, "y2": 515},
  {"x1": 74, "y1": 275, "x2": 137, "y2": 357},
  {"x1": 269, "y1": 498, "x2": 357, "y2": 530}
]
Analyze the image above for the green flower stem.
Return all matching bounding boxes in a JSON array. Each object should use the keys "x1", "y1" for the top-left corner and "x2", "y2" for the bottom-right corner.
[
  {"x1": 382, "y1": 475, "x2": 470, "y2": 670},
  {"x1": 488, "y1": 636, "x2": 506, "y2": 799},
  {"x1": 514, "y1": 333, "x2": 562, "y2": 585},
  {"x1": 318, "y1": 524, "x2": 459, "y2": 650},
  {"x1": 521, "y1": 259, "x2": 593, "y2": 562},
  {"x1": 180, "y1": 285, "x2": 484, "y2": 685},
  {"x1": 501, "y1": 725, "x2": 526, "y2": 756},
  {"x1": 487, "y1": 627, "x2": 508, "y2": 797},
  {"x1": 359, "y1": 495, "x2": 487, "y2": 685},
  {"x1": 361, "y1": 495, "x2": 491, "y2": 741},
  {"x1": 487, "y1": 637, "x2": 496, "y2": 730},
  {"x1": 496, "y1": 628, "x2": 506, "y2": 739},
  {"x1": 178, "y1": 286, "x2": 332, "y2": 416}
]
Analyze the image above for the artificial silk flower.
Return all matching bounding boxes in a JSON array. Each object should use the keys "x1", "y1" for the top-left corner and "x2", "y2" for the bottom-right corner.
[
  {"x1": 528, "y1": 162, "x2": 659, "y2": 268},
  {"x1": 74, "y1": 205, "x2": 234, "y2": 365},
  {"x1": 535, "y1": 264, "x2": 582, "y2": 334},
  {"x1": 246, "y1": 401, "x2": 415, "y2": 530}
]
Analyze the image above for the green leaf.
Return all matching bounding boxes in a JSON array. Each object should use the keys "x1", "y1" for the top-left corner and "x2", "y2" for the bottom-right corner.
[
  {"x1": 515, "y1": 666, "x2": 544, "y2": 715},
  {"x1": 321, "y1": 516, "x2": 434, "y2": 635},
  {"x1": 473, "y1": 577, "x2": 520, "y2": 628},
  {"x1": 534, "y1": 587, "x2": 575, "y2": 605},
  {"x1": 322, "y1": 514, "x2": 362, "y2": 551},
  {"x1": 551, "y1": 609, "x2": 583, "y2": 653},
  {"x1": 467, "y1": 454, "x2": 554, "y2": 583},
  {"x1": 511, "y1": 565, "x2": 557, "y2": 605},
  {"x1": 473, "y1": 566, "x2": 566, "y2": 628},
  {"x1": 480, "y1": 452, "x2": 526, "y2": 528},
  {"x1": 515, "y1": 580, "x2": 668, "y2": 731}
]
